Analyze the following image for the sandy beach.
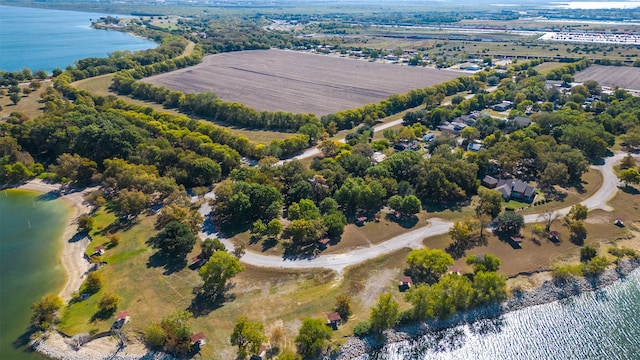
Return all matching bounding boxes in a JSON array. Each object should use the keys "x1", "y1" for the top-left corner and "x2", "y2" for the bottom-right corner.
[{"x1": 17, "y1": 179, "x2": 95, "y2": 302}]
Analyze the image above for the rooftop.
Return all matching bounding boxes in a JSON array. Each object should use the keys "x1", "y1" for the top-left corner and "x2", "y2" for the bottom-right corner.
[{"x1": 327, "y1": 312, "x2": 342, "y2": 322}]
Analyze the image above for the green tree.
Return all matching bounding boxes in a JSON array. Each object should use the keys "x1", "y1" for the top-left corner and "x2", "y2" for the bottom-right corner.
[
  {"x1": 159, "y1": 311, "x2": 193, "y2": 356},
  {"x1": 152, "y1": 221, "x2": 196, "y2": 259},
  {"x1": 620, "y1": 154, "x2": 637, "y2": 170},
  {"x1": 31, "y1": 294, "x2": 63, "y2": 330},
  {"x1": 582, "y1": 256, "x2": 610, "y2": 276},
  {"x1": 406, "y1": 248, "x2": 454, "y2": 284},
  {"x1": 472, "y1": 271, "x2": 507, "y2": 305},
  {"x1": 619, "y1": 168, "x2": 640, "y2": 187},
  {"x1": 323, "y1": 212, "x2": 347, "y2": 238},
  {"x1": 540, "y1": 162, "x2": 570, "y2": 187},
  {"x1": 569, "y1": 220, "x2": 587, "y2": 245},
  {"x1": 567, "y1": 204, "x2": 588, "y2": 222},
  {"x1": 295, "y1": 318, "x2": 331, "y2": 358},
  {"x1": 201, "y1": 237, "x2": 226, "y2": 259},
  {"x1": 9, "y1": 92, "x2": 21, "y2": 105},
  {"x1": 113, "y1": 189, "x2": 151, "y2": 218},
  {"x1": 230, "y1": 316, "x2": 267, "y2": 359},
  {"x1": 252, "y1": 219, "x2": 267, "y2": 237},
  {"x1": 199, "y1": 250, "x2": 245, "y2": 298},
  {"x1": 476, "y1": 188, "x2": 502, "y2": 218},
  {"x1": 369, "y1": 292, "x2": 400, "y2": 333},
  {"x1": 77, "y1": 215, "x2": 94, "y2": 232},
  {"x1": 405, "y1": 284, "x2": 433, "y2": 320},
  {"x1": 580, "y1": 245, "x2": 597, "y2": 262},
  {"x1": 334, "y1": 294, "x2": 353, "y2": 320},
  {"x1": 449, "y1": 217, "x2": 479, "y2": 249},
  {"x1": 82, "y1": 271, "x2": 103, "y2": 294},
  {"x1": 402, "y1": 195, "x2": 422, "y2": 215},
  {"x1": 493, "y1": 211, "x2": 524, "y2": 236},
  {"x1": 144, "y1": 324, "x2": 168, "y2": 348},
  {"x1": 466, "y1": 253, "x2": 501, "y2": 273},
  {"x1": 97, "y1": 293, "x2": 120, "y2": 318},
  {"x1": 266, "y1": 218, "x2": 283, "y2": 238}
]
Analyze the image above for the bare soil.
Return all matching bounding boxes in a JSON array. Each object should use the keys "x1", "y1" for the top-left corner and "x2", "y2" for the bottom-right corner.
[
  {"x1": 575, "y1": 65, "x2": 640, "y2": 90},
  {"x1": 142, "y1": 49, "x2": 464, "y2": 116}
]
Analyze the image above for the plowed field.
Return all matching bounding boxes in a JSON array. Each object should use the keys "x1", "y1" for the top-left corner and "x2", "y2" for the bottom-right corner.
[
  {"x1": 574, "y1": 65, "x2": 640, "y2": 90},
  {"x1": 143, "y1": 49, "x2": 464, "y2": 116}
]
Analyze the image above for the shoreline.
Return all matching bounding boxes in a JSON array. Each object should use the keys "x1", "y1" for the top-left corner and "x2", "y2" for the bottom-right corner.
[
  {"x1": 15, "y1": 179, "x2": 95, "y2": 302},
  {"x1": 8, "y1": 180, "x2": 159, "y2": 360},
  {"x1": 335, "y1": 258, "x2": 640, "y2": 360}
]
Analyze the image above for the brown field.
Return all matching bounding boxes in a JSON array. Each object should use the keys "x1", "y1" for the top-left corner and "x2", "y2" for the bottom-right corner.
[
  {"x1": 575, "y1": 65, "x2": 640, "y2": 90},
  {"x1": 142, "y1": 49, "x2": 465, "y2": 116}
]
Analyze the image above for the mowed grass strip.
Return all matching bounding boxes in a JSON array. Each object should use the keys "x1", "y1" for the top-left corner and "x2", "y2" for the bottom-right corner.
[{"x1": 142, "y1": 49, "x2": 465, "y2": 116}]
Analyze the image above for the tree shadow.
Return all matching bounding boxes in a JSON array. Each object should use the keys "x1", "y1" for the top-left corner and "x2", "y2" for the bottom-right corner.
[
  {"x1": 100, "y1": 217, "x2": 137, "y2": 234},
  {"x1": 67, "y1": 232, "x2": 86, "y2": 243},
  {"x1": 146, "y1": 251, "x2": 187, "y2": 275},
  {"x1": 91, "y1": 308, "x2": 116, "y2": 322},
  {"x1": 620, "y1": 185, "x2": 640, "y2": 195},
  {"x1": 11, "y1": 327, "x2": 39, "y2": 355},
  {"x1": 282, "y1": 242, "x2": 318, "y2": 260},
  {"x1": 385, "y1": 213, "x2": 419, "y2": 228},
  {"x1": 261, "y1": 238, "x2": 278, "y2": 252},
  {"x1": 446, "y1": 235, "x2": 488, "y2": 260},
  {"x1": 188, "y1": 284, "x2": 236, "y2": 318}
]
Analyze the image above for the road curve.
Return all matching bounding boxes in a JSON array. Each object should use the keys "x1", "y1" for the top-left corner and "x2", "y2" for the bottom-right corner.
[{"x1": 199, "y1": 152, "x2": 629, "y2": 273}]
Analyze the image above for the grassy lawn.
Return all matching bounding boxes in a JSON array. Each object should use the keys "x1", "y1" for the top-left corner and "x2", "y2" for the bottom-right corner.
[
  {"x1": 232, "y1": 210, "x2": 432, "y2": 257},
  {"x1": 58, "y1": 204, "x2": 418, "y2": 358},
  {"x1": 534, "y1": 61, "x2": 567, "y2": 75},
  {"x1": 517, "y1": 168, "x2": 603, "y2": 216},
  {"x1": 0, "y1": 82, "x2": 51, "y2": 119}
]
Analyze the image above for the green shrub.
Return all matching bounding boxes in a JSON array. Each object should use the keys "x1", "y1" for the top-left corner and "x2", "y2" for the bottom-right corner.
[
  {"x1": 353, "y1": 320, "x2": 371, "y2": 337},
  {"x1": 551, "y1": 264, "x2": 583, "y2": 282},
  {"x1": 582, "y1": 256, "x2": 610, "y2": 276}
]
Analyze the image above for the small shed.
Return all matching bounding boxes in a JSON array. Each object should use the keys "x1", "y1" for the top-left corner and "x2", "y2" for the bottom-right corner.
[
  {"x1": 191, "y1": 254, "x2": 204, "y2": 267},
  {"x1": 356, "y1": 216, "x2": 367, "y2": 226},
  {"x1": 549, "y1": 231, "x2": 560, "y2": 241},
  {"x1": 448, "y1": 265, "x2": 461, "y2": 275},
  {"x1": 318, "y1": 238, "x2": 330, "y2": 247},
  {"x1": 94, "y1": 245, "x2": 105, "y2": 256},
  {"x1": 327, "y1": 312, "x2": 342, "y2": 328},
  {"x1": 510, "y1": 236, "x2": 524, "y2": 243},
  {"x1": 113, "y1": 310, "x2": 130, "y2": 329},
  {"x1": 191, "y1": 332, "x2": 206, "y2": 347},
  {"x1": 399, "y1": 276, "x2": 413, "y2": 289}
]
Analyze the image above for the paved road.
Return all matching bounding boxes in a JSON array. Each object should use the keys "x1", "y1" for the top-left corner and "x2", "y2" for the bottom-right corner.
[{"x1": 199, "y1": 152, "x2": 628, "y2": 273}]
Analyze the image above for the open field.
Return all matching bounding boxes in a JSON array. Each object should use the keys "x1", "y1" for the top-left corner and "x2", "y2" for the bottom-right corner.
[
  {"x1": 0, "y1": 81, "x2": 50, "y2": 119},
  {"x1": 142, "y1": 49, "x2": 464, "y2": 116},
  {"x1": 575, "y1": 65, "x2": 640, "y2": 90},
  {"x1": 57, "y1": 206, "x2": 417, "y2": 358}
]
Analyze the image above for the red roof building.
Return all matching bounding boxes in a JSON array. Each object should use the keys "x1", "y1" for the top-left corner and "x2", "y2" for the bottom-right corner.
[
  {"x1": 448, "y1": 265, "x2": 461, "y2": 274},
  {"x1": 94, "y1": 245, "x2": 105, "y2": 255},
  {"x1": 116, "y1": 310, "x2": 129, "y2": 320},
  {"x1": 327, "y1": 312, "x2": 342, "y2": 326},
  {"x1": 399, "y1": 276, "x2": 413, "y2": 286},
  {"x1": 191, "y1": 332, "x2": 206, "y2": 346}
]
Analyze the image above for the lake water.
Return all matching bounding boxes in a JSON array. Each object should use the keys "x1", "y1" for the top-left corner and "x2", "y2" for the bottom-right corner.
[
  {"x1": 0, "y1": 190, "x2": 72, "y2": 360},
  {"x1": 369, "y1": 270, "x2": 640, "y2": 360},
  {"x1": 0, "y1": 5, "x2": 157, "y2": 73}
]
